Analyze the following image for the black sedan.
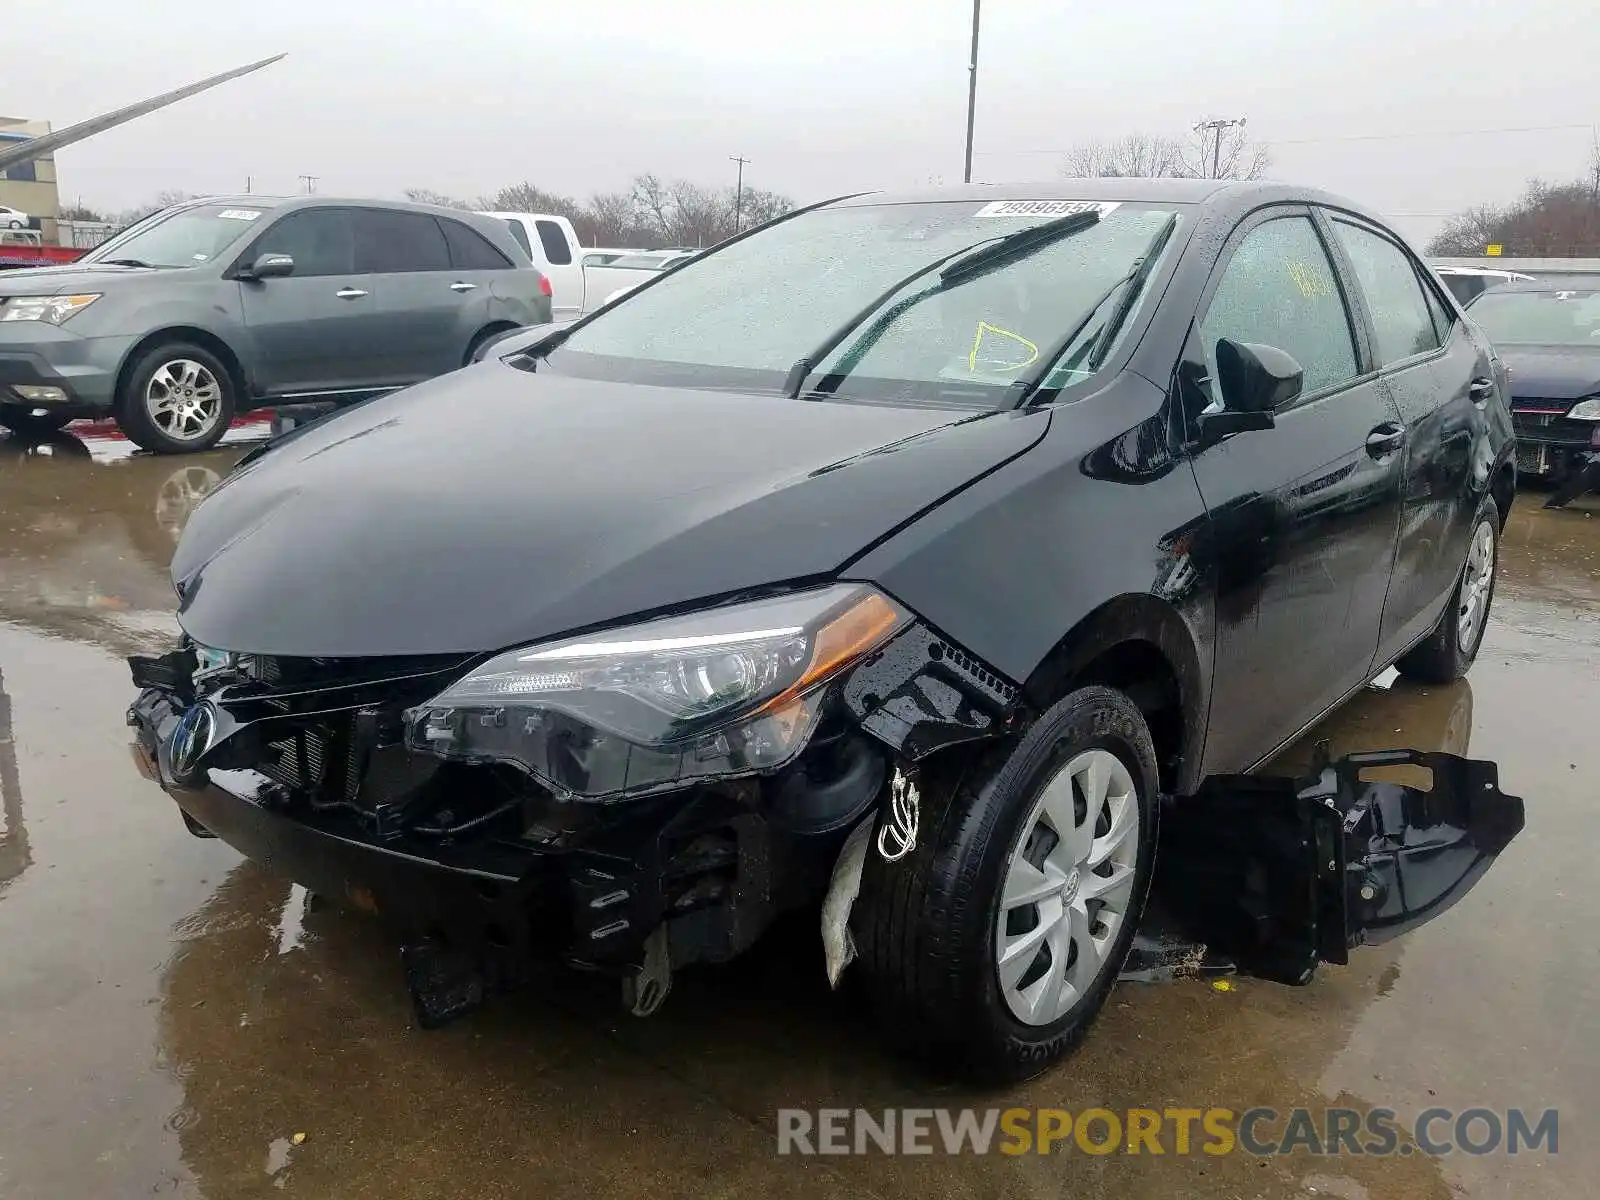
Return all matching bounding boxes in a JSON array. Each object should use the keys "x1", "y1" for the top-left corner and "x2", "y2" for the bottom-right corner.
[
  {"x1": 1464, "y1": 278, "x2": 1600, "y2": 502},
  {"x1": 128, "y1": 180, "x2": 1520, "y2": 1081}
]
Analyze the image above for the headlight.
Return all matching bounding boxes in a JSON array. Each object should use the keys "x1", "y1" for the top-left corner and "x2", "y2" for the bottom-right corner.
[
  {"x1": 0, "y1": 294, "x2": 101, "y2": 324},
  {"x1": 405, "y1": 584, "x2": 908, "y2": 800},
  {"x1": 1567, "y1": 397, "x2": 1600, "y2": 421}
]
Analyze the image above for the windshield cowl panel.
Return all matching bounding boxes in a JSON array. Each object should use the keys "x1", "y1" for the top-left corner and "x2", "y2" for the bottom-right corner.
[{"x1": 550, "y1": 200, "x2": 1186, "y2": 410}]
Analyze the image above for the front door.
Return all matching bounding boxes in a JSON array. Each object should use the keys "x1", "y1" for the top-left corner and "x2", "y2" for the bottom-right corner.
[
  {"x1": 235, "y1": 207, "x2": 388, "y2": 396},
  {"x1": 1183, "y1": 208, "x2": 1405, "y2": 775},
  {"x1": 1322, "y1": 215, "x2": 1493, "y2": 662}
]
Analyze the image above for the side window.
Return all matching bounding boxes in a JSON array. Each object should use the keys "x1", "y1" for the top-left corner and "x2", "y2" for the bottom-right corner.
[
  {"x1": 534, "y1": 219, "x2": 572, "y2": 266},
  {"x1": 440, "y1": 219, "x2": 512, "y2": 270},
  {"x1": 1199, "y1": 215, "x2": 1359, "y2": 407},
  {"x1": 1420, "y1": 273, "x2": 1456, "y2": 344},
  {"x1": 353, "y1": 210, "x2": 451, "y2": 273},
  {"x1": 247, "y1": 208, "x2": 354, "y2": 277},
  {"x1": 502, "y1": 219, "x2": 533, "y2": 258},
  {"x1": 1331, "y1": 220, "x2": 1440, "y2": 365}
]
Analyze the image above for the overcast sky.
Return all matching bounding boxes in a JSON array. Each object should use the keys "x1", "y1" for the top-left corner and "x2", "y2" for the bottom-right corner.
[{"x1": 6, "y1": 0, "x2": 1596, "y2": 245}]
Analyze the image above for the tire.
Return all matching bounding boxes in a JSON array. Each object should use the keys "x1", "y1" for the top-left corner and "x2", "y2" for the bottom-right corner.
[
  {"x1": 115, "y1": 341, "x2": 236, "y2": 454},
  {"x1": 0, "y1": 404, "x2": 73, "y2": 436},
  {"x1": 1395, "y1": 494, "x2": 1500, "y2": 683},
  {"x1": 5, "y1": 219, "x2": 21, "y2": 230},
  {"x1": 464, "y1": 324, "x2": 516, "y2": 367},
  {"x1": 854, "y1": 685, "x2": 1160, "y2": 1083}
]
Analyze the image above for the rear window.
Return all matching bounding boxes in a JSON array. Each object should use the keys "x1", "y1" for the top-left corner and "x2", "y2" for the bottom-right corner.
[
  {"x1": 535, "y1": 219, "x2": 572, "y2": 266},
  {"x1": 355, "y1": 210, "x2": 450, "y2": 273},
  {"x1": 441, "y1": 219, "x2": 513, "y2": 270}
]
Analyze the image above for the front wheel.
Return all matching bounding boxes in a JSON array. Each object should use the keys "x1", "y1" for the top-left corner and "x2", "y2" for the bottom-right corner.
[
  {"x1": 1396, "y1": 495, "x2": 1500, "y2": 683},
  {"x1": 854, "y1": 685, "x2": 1159, "y2": 1082},
  {"x1": 115, "y1": 342, "x2": 236, "y2": 454}
]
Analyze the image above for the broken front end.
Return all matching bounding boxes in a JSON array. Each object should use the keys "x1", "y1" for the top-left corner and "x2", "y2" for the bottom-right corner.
[{"x1": 127, "y1": 581, "x2": 1524, "y2": 1024}]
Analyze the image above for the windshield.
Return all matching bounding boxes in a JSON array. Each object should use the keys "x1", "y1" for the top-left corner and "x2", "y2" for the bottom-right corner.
[
  {"x1": 545, "y1": 199, "x2": 1185, "y2": 407},
  {"x1": 84, "y1": 203, "x2": 271, "y2": 268},
  {"x1": 1469, "y1": 287, "x2": 1600, "y2": 347}
]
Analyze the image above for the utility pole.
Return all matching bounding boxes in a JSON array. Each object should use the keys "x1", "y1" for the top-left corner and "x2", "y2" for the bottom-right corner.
[
  {"x1": 298, "y1": 174, "x2": 318, "y2": 195},
  {"x1": 1193, "y1": 117, "x2": 1247, "y2": 179},
  {"x1": 730, "y1": 155, "x2": 750, "y2": 232},
  {"x1": 963, "y1": 0, "x2": 982, "y2": 183}
]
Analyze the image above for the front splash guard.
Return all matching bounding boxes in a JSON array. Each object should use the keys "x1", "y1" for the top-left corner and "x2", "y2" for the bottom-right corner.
[{"x1": 1151, "y1": 746, "x2": 1525, "y2": 985}]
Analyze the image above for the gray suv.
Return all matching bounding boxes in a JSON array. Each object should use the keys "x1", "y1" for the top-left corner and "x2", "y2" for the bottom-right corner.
[{"x1": 0, "y1": 196, "x2": 552, "y2": 453}]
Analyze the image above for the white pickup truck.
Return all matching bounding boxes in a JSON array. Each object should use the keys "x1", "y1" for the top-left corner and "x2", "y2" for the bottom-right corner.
[{"x1": 483, "y1": 212, "x2": 698, "y2": 319}]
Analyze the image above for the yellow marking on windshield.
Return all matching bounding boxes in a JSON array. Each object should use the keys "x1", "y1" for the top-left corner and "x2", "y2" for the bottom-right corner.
[{"x1": 968, "y1": 322, "x2": 1041, "y2": 373}]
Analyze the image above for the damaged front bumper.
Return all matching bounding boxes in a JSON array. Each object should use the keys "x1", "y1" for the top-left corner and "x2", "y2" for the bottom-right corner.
[{"x1": 128, "y1": 632, "x2": 1525, "y2": 1025}]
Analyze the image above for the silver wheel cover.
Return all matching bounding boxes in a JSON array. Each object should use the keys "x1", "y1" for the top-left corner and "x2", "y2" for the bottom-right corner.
[
  {"x1": 1457, "y1": 518, "x2": 1496, "y2": 652},
  {"x1": 995, "y1": 747, "x2": 1141, "y2": 1026},
  {"x1": 145, "y1": 358, "x2": 224, "y2": 443}
]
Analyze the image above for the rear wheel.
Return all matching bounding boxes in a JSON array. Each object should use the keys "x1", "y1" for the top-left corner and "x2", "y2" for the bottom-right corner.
[
  {"x1": 0, "y1": 404, "x2": 73, "y2": 436},
  {"x1": 115, "y1": 342, "x2": 236, "y2": 454},
  {"x1": 854, "y1": 685, "x2": 1159, "y2": 1082},
  {"x1": 1396, "y1": 495, "x2": 1500, "y2": 683}
]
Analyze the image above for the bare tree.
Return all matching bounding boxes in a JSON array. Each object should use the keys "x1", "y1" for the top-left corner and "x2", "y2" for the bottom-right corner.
[
  {"x1": 1064, "y1": 133, "x2": 1188, "y2": 178},
  {"x1": 1180, "y1": 124, "x2": 1271, "y2": 181},
  {"x1": 1063, "y1": 128, "x2": 1270, "y2": 181},
  {"x1": 402, "y1": 187, "x2": 469, "y2": 209},
  {"x1": 1429, "y1": 175, "x2": 1600, "y2": 257}
]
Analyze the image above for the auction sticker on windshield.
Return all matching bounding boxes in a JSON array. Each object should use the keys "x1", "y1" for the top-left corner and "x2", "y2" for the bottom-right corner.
[
  {"x1": 217, "y1": 209, "x2": 262, "y2": 221},
  {"x1": 974, "y1": 200, "x2": 1121, "y2": 218}
]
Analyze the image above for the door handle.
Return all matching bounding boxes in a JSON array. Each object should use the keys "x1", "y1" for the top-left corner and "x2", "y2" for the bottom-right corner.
[
  {"x1": 449, "y1": 281, "x2": 478, "y2": 293},
  {"x1": 1468, "y1": 376, "x2": 1495, "y2": 406},
  {"x1": 1365, "y1": 422, "x2": 1407, "y2": 458},
  {"x1": 335, "y1": 287, "x2": 369, "y2": 300}
]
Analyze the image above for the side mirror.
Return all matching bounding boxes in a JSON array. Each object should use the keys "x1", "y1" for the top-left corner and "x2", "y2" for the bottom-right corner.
[
  {"x1": 1193, "y1": 339, "x2": 1302, "y2": 451},
  {"x1": 240, "y1": 252, "x2": 295, "y2": 281},
  {"x1": 1216, "y1": 338, "x2": 1303, "y2": 413}
]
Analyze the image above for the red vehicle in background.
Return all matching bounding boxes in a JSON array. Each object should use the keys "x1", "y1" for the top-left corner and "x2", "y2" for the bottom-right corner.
[{"x1": 0, "y1": 230, "x2": 86, "y2": 270}]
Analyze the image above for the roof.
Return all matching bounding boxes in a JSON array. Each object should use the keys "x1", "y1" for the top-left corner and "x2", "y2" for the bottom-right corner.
[{"x1": 831, "y1": 178, "x2": 1393, "y2": 225}]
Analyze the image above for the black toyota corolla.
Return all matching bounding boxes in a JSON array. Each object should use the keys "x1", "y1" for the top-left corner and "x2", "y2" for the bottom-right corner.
[{"x1": 129, "y1": 180, "x2": 1522, "y2": 1081}]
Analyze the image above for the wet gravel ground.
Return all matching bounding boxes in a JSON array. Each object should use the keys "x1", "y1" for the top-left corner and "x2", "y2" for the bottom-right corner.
[{"x1": 0, "y1": 420, "x2": 1596, "y2": 1199}]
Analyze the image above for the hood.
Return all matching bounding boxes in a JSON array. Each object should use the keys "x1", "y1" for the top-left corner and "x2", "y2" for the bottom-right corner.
[
  {"x1": 172, "y1": 365, "x2": 1048, "y2": 657},
  {"x1": 1499, "y1": 345, "x2": 1600, "y2": 405},
  {"x1": 0, "y1": 262, "x2": 186, "y2": 295}
]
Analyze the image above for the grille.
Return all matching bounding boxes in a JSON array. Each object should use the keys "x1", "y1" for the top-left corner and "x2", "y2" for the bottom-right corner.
[{"x1": 1512, "y1": 409, "x2": 1591, "y2": 448}]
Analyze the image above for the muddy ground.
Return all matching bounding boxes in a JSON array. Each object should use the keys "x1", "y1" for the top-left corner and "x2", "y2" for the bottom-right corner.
[{"x1": 0, "y1": 423, "x2": 1595, "y2": 1199}]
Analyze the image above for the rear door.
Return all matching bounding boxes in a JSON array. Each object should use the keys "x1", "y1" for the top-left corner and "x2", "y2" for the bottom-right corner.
[
  {"x1": 1183, "y1": 207, "x2": 1405, "y2": 774},
  {"x1": 353, "y1": 209, "x2": 462, "y2": 384},
  {"x1": 235, "y1": 207, "x2": 389, "y2": 396},
  {"x1": 1324, "y1": 214, "x2": 1491, "y2": 662}
]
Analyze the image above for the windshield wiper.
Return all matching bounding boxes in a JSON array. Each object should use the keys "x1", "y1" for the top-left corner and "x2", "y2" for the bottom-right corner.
[
  {"x1": 101, "y1": 258, "x2": 157, "y2": 268},
  {"x1": 1000, "y1": 213, "x2": 1179, "y2": 409},
  {"x1": 783, "y1": 209, "x2": 1101, "y2": 399}
]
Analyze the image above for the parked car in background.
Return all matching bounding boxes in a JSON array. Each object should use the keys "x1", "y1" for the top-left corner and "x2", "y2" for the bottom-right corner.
[
  {"x1": 1435, "y1": 264, "x2": 1536, "y2": 306},
  {"x1": 484, "y1": 211, "x2": 705, "y2": 318},
  {"x1": 0, "y1": 204, "x2": 30, "y2": 229},
  {"x1": 0, "y1": 195, "x2": 550, "y2": 452},
  {"x1": 131, "y1": 180, "x2": 1517, "y2": 1082},
  {"x1": 581, "y1": 248, "x2": 633, "y2": 267},
  {"x1": 1465, "y1": 277, "x2": 1600, "y2": 490}
]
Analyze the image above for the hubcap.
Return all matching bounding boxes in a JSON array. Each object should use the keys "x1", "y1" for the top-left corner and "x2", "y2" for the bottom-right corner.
[
  {"x1": 145, "y1": 359, "x2": 223, "y2": 443},
  {"x1": 995, "y1": 747, "x2": 1141, "y2": 1026},
  {"x1": 1457, "y1": 518, "x2": 1496, "y2": 651}
]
